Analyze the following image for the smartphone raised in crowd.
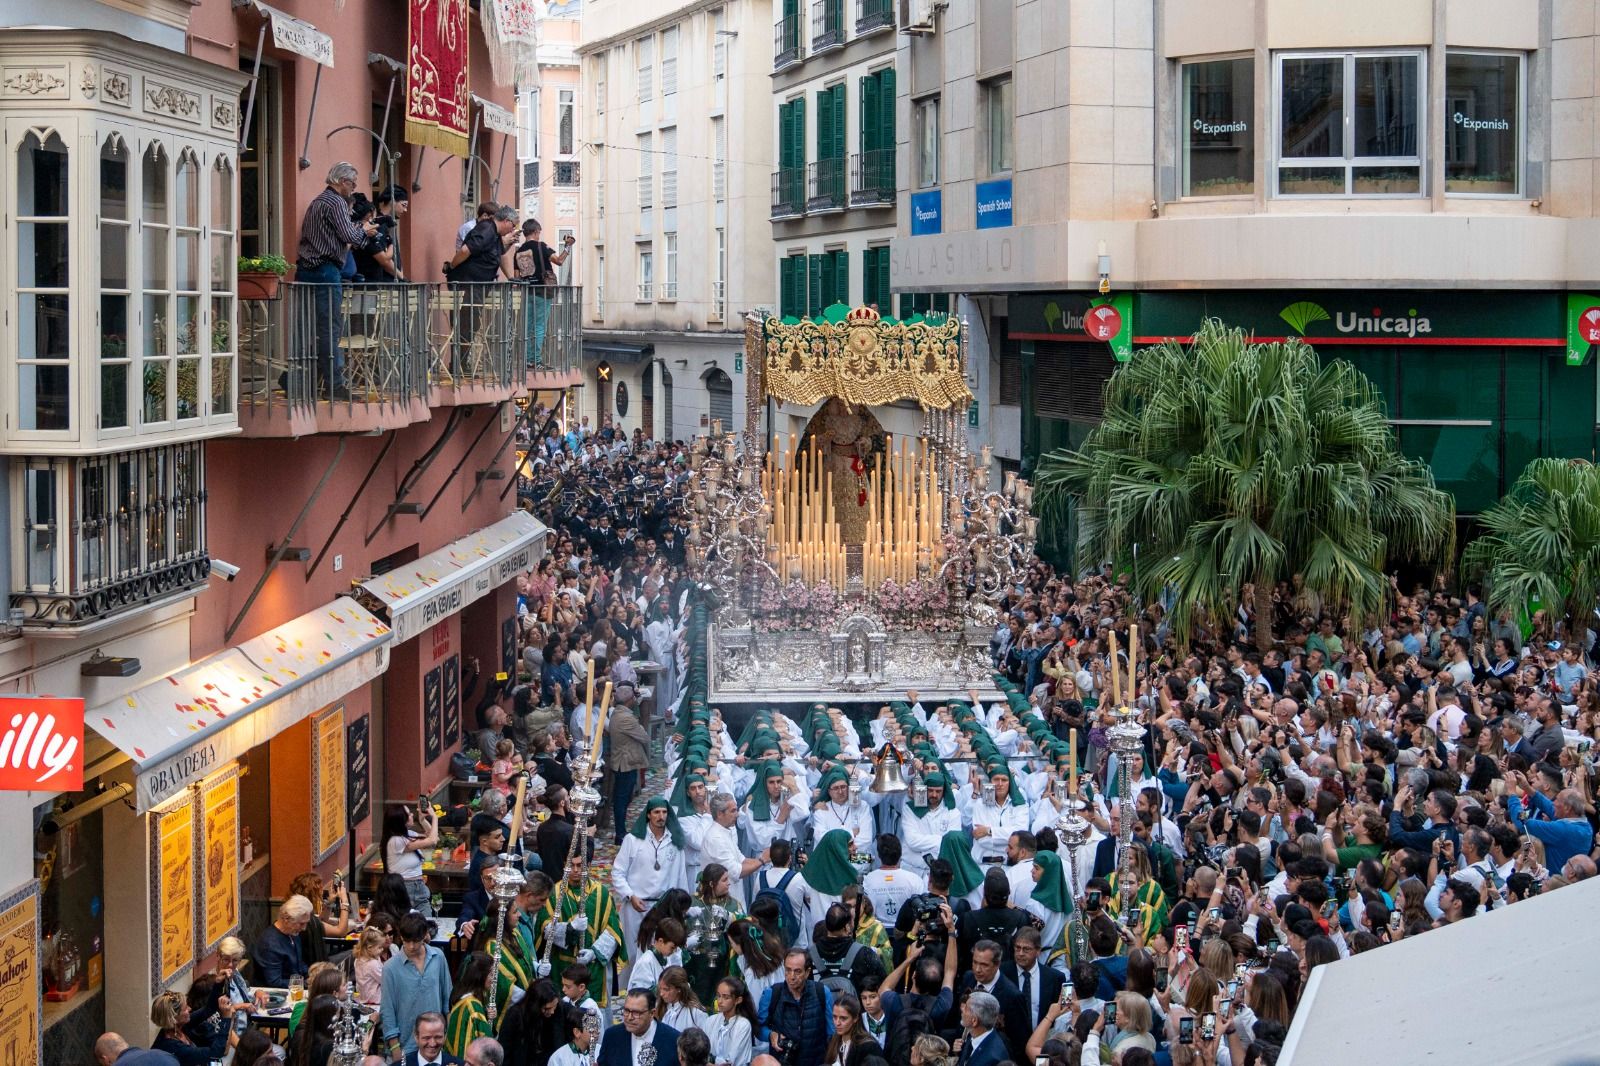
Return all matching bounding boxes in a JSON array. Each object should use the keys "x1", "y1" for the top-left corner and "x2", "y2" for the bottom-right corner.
[
  {"x1": 1178, "y1": 1017, "x2": 1195, "y2": 1046},
  {"x1": 1201, "y1": 1013, "x2": 1218, "y2": 1041},
  {"x1": 1104, "y1": 1002, "x2": 1117, "y2": 1027}
]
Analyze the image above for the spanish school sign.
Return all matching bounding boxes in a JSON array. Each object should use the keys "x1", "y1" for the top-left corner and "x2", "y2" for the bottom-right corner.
[{"x1": 1135, "y1": 291, "x2": 1564, "y2": 348}]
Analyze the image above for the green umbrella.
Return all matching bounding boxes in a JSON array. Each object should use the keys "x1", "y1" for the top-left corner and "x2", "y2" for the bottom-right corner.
[
  {"x1": 938, "y1": 830, "x2": 984, "y2": 899},
  {"x1": 802, "y1": 828, "x2": 859, "y2": 895},
  {"x1": 1031, "y1": 849, "x2": 1073, "y2": 915},
  {"x1": 629, "y1": 796, "x2": 685, "y2": 848}
]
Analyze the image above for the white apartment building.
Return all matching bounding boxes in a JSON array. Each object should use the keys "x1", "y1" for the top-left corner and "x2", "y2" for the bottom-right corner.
[
  {"x1": 578, "y1": 0, "x2": 775, "y2": 440},
  {"x1": 769, "y1": 0, "x2": 906, "y2": 319}
]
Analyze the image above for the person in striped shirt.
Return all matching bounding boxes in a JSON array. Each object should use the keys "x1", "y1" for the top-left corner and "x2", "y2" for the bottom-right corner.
[{"x1": 293, "y1": 161, "x2": 377, "y2": 400}]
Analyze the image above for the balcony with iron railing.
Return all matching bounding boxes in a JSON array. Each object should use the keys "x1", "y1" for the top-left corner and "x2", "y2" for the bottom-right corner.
[
  {"x1": 807, "y1": 157, "x2": 847, "y2": 212},
  {"x1": 811, "y1": 0, "x2": 844, "y2": 53},
  {"x1": 771, "y1": 168, "x2": 806, "y2": 220},
  {"x1": 774, "y1": 13, "x2": 801, "y2": 69},
  {"x1": 851, "y1": 148, "x2": 896, "y2": 206},
  {"x1": 856, "y1": 0, "x2": 895, "y2": 33},
  {"x1": 239, "y1": 282, "x2": 582, "y2": 436}
]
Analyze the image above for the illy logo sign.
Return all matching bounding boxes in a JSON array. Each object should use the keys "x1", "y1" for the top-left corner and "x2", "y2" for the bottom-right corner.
[{"x1": 0, "y1": 697, "x2": 84, "y2": 790}]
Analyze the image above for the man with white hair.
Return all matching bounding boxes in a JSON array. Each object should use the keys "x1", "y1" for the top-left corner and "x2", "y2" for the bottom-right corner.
[
  {"x1": 253, "y1": 895, "x2": 313, "y2": 986},
  {"x1": 294, "y1": 161, "x2": 377, "y2": 400},
  {"x1": 957, "y1": 991, "x2": 1009, "y2": 1066},
  {"x1": 465, "y1": 1036, "x2": 505, "y2": 1066}
]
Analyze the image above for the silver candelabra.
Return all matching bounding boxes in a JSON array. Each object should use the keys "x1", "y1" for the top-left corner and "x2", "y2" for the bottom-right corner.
[
  {"x1": 486, "y1": 863, "x2": 527, "y2": 1026},
  {"x1": 1107, "y1": 707, "x2": 1147, "y2": 922},
  {"x1": 330, "y1": 983, "x2": 364, "y2": 1066},
  {"x1": 1053, "y1": 781, "x2": 1093, "y2": 963}
]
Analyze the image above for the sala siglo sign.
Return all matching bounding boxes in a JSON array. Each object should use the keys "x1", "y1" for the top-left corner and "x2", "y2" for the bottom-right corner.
[{"x1": 0, "y1": 696, "x2": 84, "y2": 791}]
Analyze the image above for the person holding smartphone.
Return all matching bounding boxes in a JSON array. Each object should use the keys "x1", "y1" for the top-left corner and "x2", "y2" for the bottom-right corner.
[{"x1": 381, "y1": 802, "x2": 439, "y2": 917}]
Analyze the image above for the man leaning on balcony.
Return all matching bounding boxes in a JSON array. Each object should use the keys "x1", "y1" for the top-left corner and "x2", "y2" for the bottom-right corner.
[{"x1": 295, "y1": 161, "x2": 379, "y2": 401}]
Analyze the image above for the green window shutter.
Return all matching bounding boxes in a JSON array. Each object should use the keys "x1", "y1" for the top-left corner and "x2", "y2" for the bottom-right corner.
[
  {"x1": 832, "y1": 85, "x2": 846, "y2": 161},
  {"x1": 834, "y1": 250, "x2": 850, "y2": 307},
  {"x1": 779, "y1": 102, "x2": 792, "y2": 170},
  {"x1": 861, "y1": 248, "x2": 877, "y2": 311},
  {"x1": 877, "y1": 248, "x2": 892, "y2": 315},
  {"x1": 808, "y1": 254, "x2": 824, "y2": 318},
  {"x1": 792, "y1": 97, "x2": 806, "y2": 169},
  {"x1": 781, "y1": 257, "x2": 796, "y2": 318},
  {"x1": 784, "y1": 0, "x2": 798, "y2": 19},
  {"x1": 879, "y1": 69, "x2": 896, "y2": 188},
  {"x1": 861, "y1": 75, "x2": 879, "y2": 157},
  {"x1": 816, "y1": 89, "x2": 832, "y2": 162},
  {"x1": 819, "y1": 253, "x2": 836, "y2": 311},
  {"x1": 934, "y1": 293, "x2": 950, "y2": 313}
]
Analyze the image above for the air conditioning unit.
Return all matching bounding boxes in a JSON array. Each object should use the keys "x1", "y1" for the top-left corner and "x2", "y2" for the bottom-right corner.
[{"x1": 900, "y1": 0, "x2": 938, "y2": 34}]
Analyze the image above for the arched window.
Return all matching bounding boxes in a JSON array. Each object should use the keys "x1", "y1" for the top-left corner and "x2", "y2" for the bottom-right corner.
[
  {"x1": 704, "y1": 366, "x2": 733, "y2": 427},
  {"x1": 17, "y1": 129, "x2": 71, "y2": 431},
  {"x1": 100, "y1": 134, "x2": 131, "y2": 429}
]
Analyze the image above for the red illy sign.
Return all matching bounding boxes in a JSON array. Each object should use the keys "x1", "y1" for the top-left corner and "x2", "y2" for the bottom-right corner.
[{"x1": 0, "y1": 696, "x2": 84, "y2": 791}]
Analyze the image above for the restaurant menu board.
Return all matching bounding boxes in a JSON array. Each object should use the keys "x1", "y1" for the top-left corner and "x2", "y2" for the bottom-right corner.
[
  {"x1": 312, "y1": 706, "x2": 348, "y2": 862},
  {"x1": 443, "y1": 654, "x2": 461, "y2": 746},
  {"x1": 153, "y1": 798, "x2": 194, "y2": 986},
  {"x1": 423, "y1": 667, "x2": 443, "y2": 764},
  {"x1": 0, "y1": 882, "x2": 40, "y2": 1066},
  {"x1": 200, "y1": 773, "x2": 240, "y2": 953},
  {"x1": 346, "y1": 714, "x2": 371, "y2": 825},
  {"x1": 501, "y1": 616, "x2": 516, "y2": 679}
]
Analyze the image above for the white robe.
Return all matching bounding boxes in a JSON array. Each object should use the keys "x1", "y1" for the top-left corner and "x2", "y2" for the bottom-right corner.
[
  {"x1": 901, "y1": 804, "x2": 963, "y2": 875},
  {"x1": 810, "y1": 800, "x2": 876, "y2": 860},
  {"x1": 612, "y1": 827, "x2": 688, "y2": 982},
  {"x1": 966, "y1": 797, "x2": 1031, "y2": 865}
]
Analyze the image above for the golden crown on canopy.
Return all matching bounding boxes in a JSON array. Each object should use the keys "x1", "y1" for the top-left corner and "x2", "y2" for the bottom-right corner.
[{"x1": 762, "y1": 303, "x2": 971, "y2": 411}]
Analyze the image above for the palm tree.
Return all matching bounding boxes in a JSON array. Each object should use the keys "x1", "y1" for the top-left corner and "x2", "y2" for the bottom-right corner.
[
  {"x1": 1033, "y1": 320, "x2": 1454, "y2": 648},
  {"x1": 1462, "y1": 458, "x2": 1600, "y2": 643}
]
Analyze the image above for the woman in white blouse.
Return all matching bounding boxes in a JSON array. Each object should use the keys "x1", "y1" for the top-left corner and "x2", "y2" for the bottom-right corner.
[
  {"x1": 702, "y1": 976, "x2": 757, "y2": 1066},
  {"x1": 657, "y1": 965, "x2": 711, "y2": 1034}
]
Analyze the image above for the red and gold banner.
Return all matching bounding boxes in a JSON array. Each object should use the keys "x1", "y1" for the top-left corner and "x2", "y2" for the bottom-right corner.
[{"x1": 406, "y1": 0, "x2": 471, "y2": 157}]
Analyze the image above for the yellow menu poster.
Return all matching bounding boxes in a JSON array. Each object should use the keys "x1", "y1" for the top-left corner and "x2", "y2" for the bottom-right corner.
[
  {"x1": 157, "y1": 801, "x2": 194, "y2": 982},
  {"x1": 202, "y1": 774, "x2": 239, "y2": 952},
  {"x1": 312, "y1": 705, "x2": 347, "y2": 861},
  {"x1": 0, "y1": 884, "x2": 40, "y2": 1066}
]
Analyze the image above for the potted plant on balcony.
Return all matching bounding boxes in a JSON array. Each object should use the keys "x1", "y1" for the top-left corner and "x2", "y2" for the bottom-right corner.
[{"x1": 237, "y1": 253, "x2": 289, "y2": 301}]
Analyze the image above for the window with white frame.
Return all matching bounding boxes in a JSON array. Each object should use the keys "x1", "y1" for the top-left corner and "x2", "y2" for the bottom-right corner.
[
  {"x1": 557, "y1": 228, "x2": 576, "y2": 283},
  {"x1": 638, "y1": 133, "x2": 653, "y2": 210},
  {"x1": 638, "y1": 36, "x2": 654, "y2": 104},
  {"x1": 713, "y1": 227, "x2": 727, "y2": 319},
  {"x1": 596, "y1": 250, "x2": 606, "y2": 317},
  {"x1": 17, "y1": 128, "x2": 71, "y2": 434},
  {"x1": 519, "y1": 88, "x2": 541, "y2": 160},
  {"x1": 638, "y1": 246, "x2": 654, "y2": 300},
  {"x1": 1181, "y1": 56, "x2": 1254, "y2": 197},
  {"x1": 1445, "y1": 52, "x2": 1522, "y2": 196},
  {"x1": 712, "y1": 117, "x2": 726, "y2": 200},
  {"x1": 662, "y1": 26, "x2": 679, "y2": 98},
  {"x1": 559, "y1": 89, "x2": 576, "y2": 156},
  {"x1": 1276, "y1": 50, "x2": 1423, "y2": 196},
  {"x1": 596, "y1": 149, "x2": 606, "y2": 218},
  {"x1": 100, "y1": 134, "x2": 132, "y2": 431},
  {"x1": 661, "y1": 126, "x2": 678, "y2": 208},
  {"x1": 914, "y1": 96, "x2": 940, "y2": 188},
  {"x1": 713, "y1": 8, "x2": 728, "y2": 79},
  {"x1": 663, "y1": 233, "x2": 678, "y2": 299}
]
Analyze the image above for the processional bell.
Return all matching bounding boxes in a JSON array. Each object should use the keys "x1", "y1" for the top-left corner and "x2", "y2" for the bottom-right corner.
[{"x1": 871, "y1": 742, "x2": 910, "y2": 794}]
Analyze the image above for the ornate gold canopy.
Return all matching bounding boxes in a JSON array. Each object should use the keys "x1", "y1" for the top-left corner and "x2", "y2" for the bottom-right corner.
[{"x1": 760, "y1": 305, "x2": 970, "y2": 410}]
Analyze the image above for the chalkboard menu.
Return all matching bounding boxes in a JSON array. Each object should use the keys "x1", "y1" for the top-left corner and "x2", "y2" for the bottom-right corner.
[
  {"x1": 443, "y1": 654, "x2": 461, "y2": 746},
  {"x1": 423, "y1": 666, "x2": 443, "y2": 764},
  {"x1": 346, "y1": 714, "x2": 370, "y2": 824},
  {"x1": 501, "y1": 615, "x2": 516, "y2": 679}
]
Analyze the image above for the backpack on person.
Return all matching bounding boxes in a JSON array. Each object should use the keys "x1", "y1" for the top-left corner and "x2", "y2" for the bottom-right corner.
[
  {"x1": 809, "y1": 941, "x2": 865, "y2": 999},
  {"x1": 884, "y1": 999, "x2": 933, "y2": 1066},
  {"x1": 755, "y1": 867, "x2": 802, "y2": 944}
]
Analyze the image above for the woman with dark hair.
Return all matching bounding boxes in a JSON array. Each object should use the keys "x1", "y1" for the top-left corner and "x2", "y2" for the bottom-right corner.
[
  {"x1": 705, "y1": 976, "x2": 758, "y2": 1066},
  {"x1": 686, "y1": 863, "x2": 745, "y2": 1006},
  {"x1": 499, "y1": 977, "x2": 563, "y2": 1066},
  {"x1": 371, "y1": 874, "x2": 413, "y2": 926},
  {"x1": 232, "y1": 1029, "x2": 277, "y2": 1066},
  {"x1": 447, "y1": 952, "x2": 495, "y2": 1058},
  {"x1": 381, "y1": 804, "x2": 438, "y2": 917},
  {"x1": 285, "y1": 994, "x2": 337, "y2": 1066},
  {"x1": 1230, "y1": 843, "x2": 1263, "y2": 891},
  {"x1": 637, "y1": 887, "x2": 694, "y2": 954},
  {"x1": 728, "y1": 917, "x2": 784, "y2": 1007},
  {"x1": 1298, "y1": 935, "x2": 1339, "y2": 984},
  {"x1": 822, "y1": 993, "x2": 885, "y2": 1066}
]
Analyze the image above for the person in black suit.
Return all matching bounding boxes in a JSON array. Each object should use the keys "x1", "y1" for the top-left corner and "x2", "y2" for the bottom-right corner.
[
  {"x1": 405, "y1": 1012, "x2": 463, "y2": 1066},
  {"x1": 597, "y1": 989, "x2": 681, "y2": 1066},
  {"x1": 953, "y1": 991, "x2": 1010, "y2": 1066},
  {"x1": 948, "y1": 941, "x2": 1029, "y2": 1062},
  {"x1": 1000, "y1": 926, "x2": 1065, "y2": 1036}
]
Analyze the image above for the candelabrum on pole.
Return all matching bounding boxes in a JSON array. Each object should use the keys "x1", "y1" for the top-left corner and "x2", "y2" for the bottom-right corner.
[
  {"x1": 330, "y1": 983, "x2": 364, "y2": 1066},
  {"x1": 1053, "y1": 784, "x2": 1093, "y2": 962},
  {"x1": 486, "y1": 863, "x2": 527, "y2": 1026},
  {"x1": 1107, "y1": 705, "x2": 1147, "y2": 923}
]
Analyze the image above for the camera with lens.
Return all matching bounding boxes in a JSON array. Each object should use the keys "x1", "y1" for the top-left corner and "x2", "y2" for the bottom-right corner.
[{"x1": 908, "y1": 894, "x2": 949, "y2": 944}]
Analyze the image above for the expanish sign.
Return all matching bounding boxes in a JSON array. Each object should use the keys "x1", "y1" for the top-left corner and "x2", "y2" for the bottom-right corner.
[
  {"x1": 1192, "y1": 118, "x2": 1248, "y2": 135},
  {"x1": 1453, "y1": 111, "x2": 1510, "y2": 132},
  {"x1": 0, "y1": 696, "x2": 84, "y2": 791}
]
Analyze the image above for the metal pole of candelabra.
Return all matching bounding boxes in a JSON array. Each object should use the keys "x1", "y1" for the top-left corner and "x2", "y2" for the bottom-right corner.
[
  {"x1": 486, "y1": 863, "x2": 527, "y2": 1027},
  {"x1": 1107, "y1": 706, "x2": 1146, "y2": 924},
  {"x1": 1053, "y1": 786, "x2": 1093, "y2": 962}
]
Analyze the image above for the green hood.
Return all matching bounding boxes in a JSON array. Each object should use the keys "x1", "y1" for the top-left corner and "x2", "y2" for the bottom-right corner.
[
  {"x1": 743, "y1": 760, "x2": 786, "y2": 821},
  {"x1": 802, "y1": 828, "x2": 860, "y2": 896},
  {"x1": 939, "y1": 829, "x2": 984, "y2": 899},
  {"x1": 629, "y1": 796, "x2": 685, "y2": 848},
  {"x1": 1031, "y1": 849, "x2": 1074, "y2": 915}
]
